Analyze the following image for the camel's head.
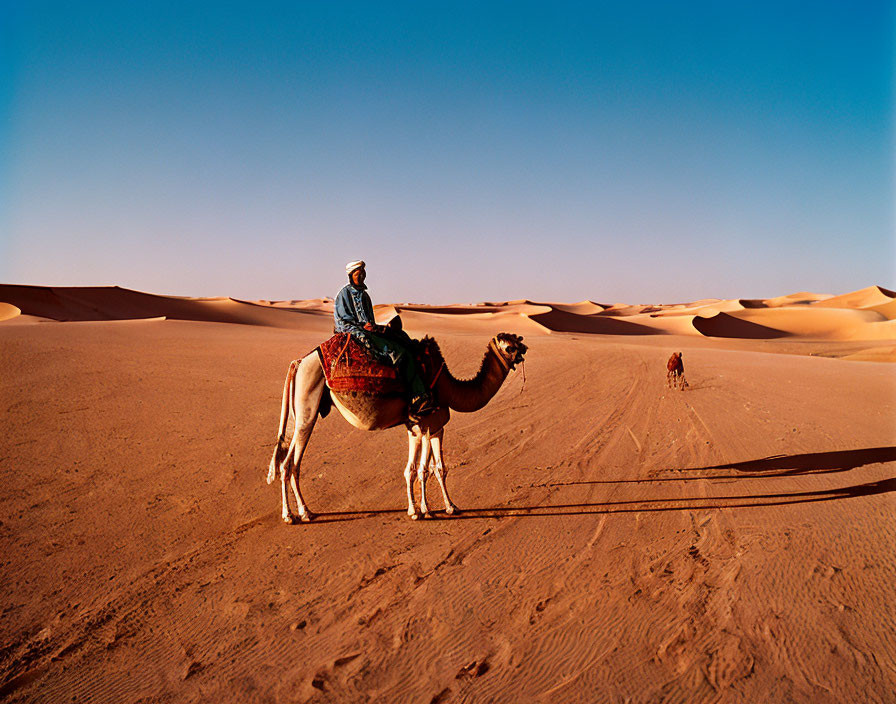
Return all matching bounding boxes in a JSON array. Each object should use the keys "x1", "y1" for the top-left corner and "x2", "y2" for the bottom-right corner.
[{"x1": 494, "y1": 333, "x2": 528, "y2": 370}]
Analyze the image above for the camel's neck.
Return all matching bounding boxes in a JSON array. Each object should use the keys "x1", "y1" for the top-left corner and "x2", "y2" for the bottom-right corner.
[{"x1": 434, "y1": 345, "x2": 511, "y2": 413}]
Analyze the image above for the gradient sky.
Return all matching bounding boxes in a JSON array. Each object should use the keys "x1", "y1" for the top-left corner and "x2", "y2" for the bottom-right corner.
[{"x1": 2, "y1": 1, "x2": 893, "y2": 304}]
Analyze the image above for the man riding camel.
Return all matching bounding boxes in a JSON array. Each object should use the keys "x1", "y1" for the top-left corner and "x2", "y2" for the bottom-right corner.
[{"x1": 334, "y1": 260, "x2": 435, "y2": 417}]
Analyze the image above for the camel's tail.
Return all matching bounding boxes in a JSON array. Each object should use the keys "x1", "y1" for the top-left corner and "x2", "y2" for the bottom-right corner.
[{"x1": 267, "y1": 359, "x2": 299, "y2": 484}]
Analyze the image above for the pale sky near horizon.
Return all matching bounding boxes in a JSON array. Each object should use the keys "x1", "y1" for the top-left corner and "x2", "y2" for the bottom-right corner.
[{"x1": 2, "y1": 2, "x2": 893, "y2": 304}]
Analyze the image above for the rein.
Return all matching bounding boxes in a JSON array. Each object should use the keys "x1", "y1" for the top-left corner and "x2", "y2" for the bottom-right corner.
[{"x1": 428, "y1": 360, "x2": 446, "y2": 390}]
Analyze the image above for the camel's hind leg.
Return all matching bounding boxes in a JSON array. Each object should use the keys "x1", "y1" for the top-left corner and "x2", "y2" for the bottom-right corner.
[
  {"x1": 404, "y1": 429, "x2": 423, "y2": 519},
  {"x1": 279, "y1": 356, "x2": 327, "y2": 524},
  {"x1": 283, "y1": 406, "x2": 324, "y2": 523},
  {"x1": 429, "y1": 429, "x2": 457, "y2": 515}
]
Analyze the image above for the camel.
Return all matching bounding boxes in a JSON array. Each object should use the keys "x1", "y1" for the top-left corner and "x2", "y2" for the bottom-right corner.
[
  {"x1": 667, "y1": 351, "x2": 688, "y2": 389},
  {"x1": 267, "y1": 333, "x2": 527, "y2": 523}
]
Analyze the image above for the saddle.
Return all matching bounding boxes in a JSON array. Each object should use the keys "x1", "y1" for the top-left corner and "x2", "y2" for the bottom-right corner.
[{"x1": 317, "y1": 332, "x2": 443, "y2": 396}]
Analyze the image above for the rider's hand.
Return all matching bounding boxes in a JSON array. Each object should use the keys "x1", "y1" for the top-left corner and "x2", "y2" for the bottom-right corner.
[{"x1": 363, "y1": 322, "x2": 376, "y2": 332}]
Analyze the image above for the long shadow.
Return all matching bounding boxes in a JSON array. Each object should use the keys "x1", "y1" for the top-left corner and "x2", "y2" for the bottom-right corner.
[
  {"x1": 298, "y1": 475, "x2": 896, "y2": 524},
  {"x1": 427, "y1": 476, "x2": 896, "y2": 520},
  {"x1": 542, "y1": 446, "x2": 896, "y2": 486},
  {"x1": 296, "y1": 507, "x2": 405, "y2": 525},
  {"x1": 689, "y1": 446, "x2": 896, "y2": 475},
  {"x1": 292, "y1": 447, "x2": 896, "y2": 524}
]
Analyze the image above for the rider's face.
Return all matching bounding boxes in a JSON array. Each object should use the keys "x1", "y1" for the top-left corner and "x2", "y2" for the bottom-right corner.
[{"x1": 351, "y1": 267, "x2": 366, "y2": 286}]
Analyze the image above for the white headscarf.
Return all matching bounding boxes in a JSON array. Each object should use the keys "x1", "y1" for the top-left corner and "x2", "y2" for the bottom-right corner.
[{"x1": 345, "y1": 260, "x2": 365, "y2": 275}]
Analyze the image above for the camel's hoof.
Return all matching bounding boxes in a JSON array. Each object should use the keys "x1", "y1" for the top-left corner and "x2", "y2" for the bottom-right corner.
[
  {"x1": 299, "y1": 512, "x2": 314, "y2": 523},
  {"x1": 409, "y1": 512, "x2": 420, "y2": 521},
  {"x1": 283, "y1": 514, "x2": 298, "y2": 525},
  {"x1": 446, "y1": 505, "x2": 458, "y2": 515},
  {"x1": 421, "y1": 511, "x2": 431, "y2": 520}
]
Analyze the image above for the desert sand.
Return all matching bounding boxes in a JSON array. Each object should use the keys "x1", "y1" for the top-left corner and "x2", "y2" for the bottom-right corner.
[{"x1": 1, "y1": 283, "x2": 894, "y2": 702}]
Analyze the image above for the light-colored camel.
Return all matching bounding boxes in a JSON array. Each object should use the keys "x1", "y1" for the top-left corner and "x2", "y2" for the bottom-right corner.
[{"x1": 267, "y1": 333, "x2": 527, "y2": 523}]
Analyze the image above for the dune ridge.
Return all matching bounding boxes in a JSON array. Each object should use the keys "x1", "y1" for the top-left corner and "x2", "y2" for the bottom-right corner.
[{"x1": 1, "y1": 284, "x2": 894, "y2": 343}]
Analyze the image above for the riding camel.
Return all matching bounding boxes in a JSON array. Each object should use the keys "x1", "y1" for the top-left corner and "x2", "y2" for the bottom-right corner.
[{"x1": 267, "y1": 332, "x2": 527, "y2": 523}]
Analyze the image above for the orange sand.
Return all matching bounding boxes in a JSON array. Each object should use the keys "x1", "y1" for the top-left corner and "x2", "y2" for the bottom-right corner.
[{"x1": 1, "y1": 283, "x2": 894, "y2": 702}]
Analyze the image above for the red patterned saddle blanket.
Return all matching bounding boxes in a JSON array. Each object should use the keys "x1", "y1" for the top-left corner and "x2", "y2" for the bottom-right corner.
[
  {"x1": 316, "y1": 332, "x2": 443, "y2": 396},
  {"x1": 317, "y1": 333, "x2": 402, "y2": 394}
]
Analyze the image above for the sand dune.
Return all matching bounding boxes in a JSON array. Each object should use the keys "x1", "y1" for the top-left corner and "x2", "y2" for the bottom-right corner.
[
  {"x1": 740, "y1": 291, "x2": 833, "y2": 308},
  {"x1": 0, "y1": 285, "x2": 333, "y2": 331},
  {"x1": 541, "y1": 301, "x2": 606, "y2": 315},
  {"x1": 394, "y1": 308, "x2": 551, "y2": 337},
  {"x1": 257, "y1": 298, "x2": 335, "y2": 311},
  {"x1": 811, "y1": 285, "x2": 896, "y2": 310},
  {"x1": 867, "y1": 298, "x2": 896, "y2": 320},
  {"x1": 528, "y1": 308, "x2": 659, "y2": 335},
  {"x1": 648, "y1": 299, "x2": 745, "y2": 319},
  {"x1": 693, "y1": 311, "x2": 791, "y2": 339},
  {"x1": 3, "y1": 284, "x2": 893, "y2": 343},
  {"x1": 0, "y1": 302, "x2": 21, "y2": 322},
  {"x1": 695, "y1": 307, "x2": 890, "y2": 340}
]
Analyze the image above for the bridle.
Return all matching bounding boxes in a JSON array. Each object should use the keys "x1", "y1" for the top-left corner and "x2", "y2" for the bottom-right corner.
[{"x1": 488, "y1": 338, "x2": 515, "y2": 373}]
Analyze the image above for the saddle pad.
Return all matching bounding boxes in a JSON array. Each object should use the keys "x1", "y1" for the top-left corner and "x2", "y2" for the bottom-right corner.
[{"x1": 317, "y1": 333, "x2": 404, "y2": 395}]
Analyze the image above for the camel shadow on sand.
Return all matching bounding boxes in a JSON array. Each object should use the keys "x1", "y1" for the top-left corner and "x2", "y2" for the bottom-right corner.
[
  {"x1": 544, "y1": 446, "x2": 896, "y2": 485},
  {"x1": 438, "y1": 475, "x2": 896, "y2": 520},
  {"x1": 295, "y1": 447, "x2": 896, "y2": 523},
  {"x1": 687, "y1": 445, "x2": 896, "y2": 475}
]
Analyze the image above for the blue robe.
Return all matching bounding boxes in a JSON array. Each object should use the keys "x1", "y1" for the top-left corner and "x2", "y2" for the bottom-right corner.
[{"x1": 333, "y1": 283, "x2": 402, "y2": 364}]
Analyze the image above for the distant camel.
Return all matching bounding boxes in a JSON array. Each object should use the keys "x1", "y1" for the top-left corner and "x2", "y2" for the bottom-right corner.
[
  {"x1": 667, "y1": 352, "x2": 688, "y2": 389},
  {"x1": 268, "y1": 333, "x2": 527, "y2": 523}
]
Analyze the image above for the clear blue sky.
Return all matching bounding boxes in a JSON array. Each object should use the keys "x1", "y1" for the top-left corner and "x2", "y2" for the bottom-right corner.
[{"x1": 2, "y1": 1, "x2": 893, "y2": 303}]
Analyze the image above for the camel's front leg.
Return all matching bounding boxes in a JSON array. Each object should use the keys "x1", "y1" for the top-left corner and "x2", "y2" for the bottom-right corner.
[
  {"x1": 404, "y1": 430, "x2": 422, "y2": 519},
  {"x1": 429, "y1": 430, "x2": 457, "y2": 515},
  {"x1": 417, "y1": 430, "x2": 432, "y2": 518}
]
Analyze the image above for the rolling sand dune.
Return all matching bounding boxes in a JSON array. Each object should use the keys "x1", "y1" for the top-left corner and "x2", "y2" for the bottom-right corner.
[
  {"x1": 394, "y1": 308, "x2": 551, "y2": 337},
  {"x1": 653, "y1": 299, "x2": 745, "y2": 317},
  {"x1": 0, "y1": 302, "x2": 21, "y2": 322},
  {"x1": 540, "y1": 301, "x2": 607, "y2": 316},
  {"x1": 256, "y1": 298, "x2": 335, "y2": 312},
  {"x1": 740, "y1": 292, "x2": 833, "y2": 308},
  {"x1": 867, "y1": 298, "x2": 896, "y2": 320},
  {"x1": 528, "y1": 308, "x2": 660, "y2": 335},
  {"x1": 0, "y1": 285, "x2": 334, "y2": 332},
  {"x1": 811, "y1": 285, "x2": 896, "y2": 310},
  {"x1": 1, "y1": 283, "x2": 894, "y2": 702},
  {"x1": 693, "y1": 311, "x2": 791, "y2": 339},
  {"x1": 4, "y1": 284, "x2": 894, "y2": 343},
  {"x1": 695, "y1": 307, "x2": 892, "y2": 340}
]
